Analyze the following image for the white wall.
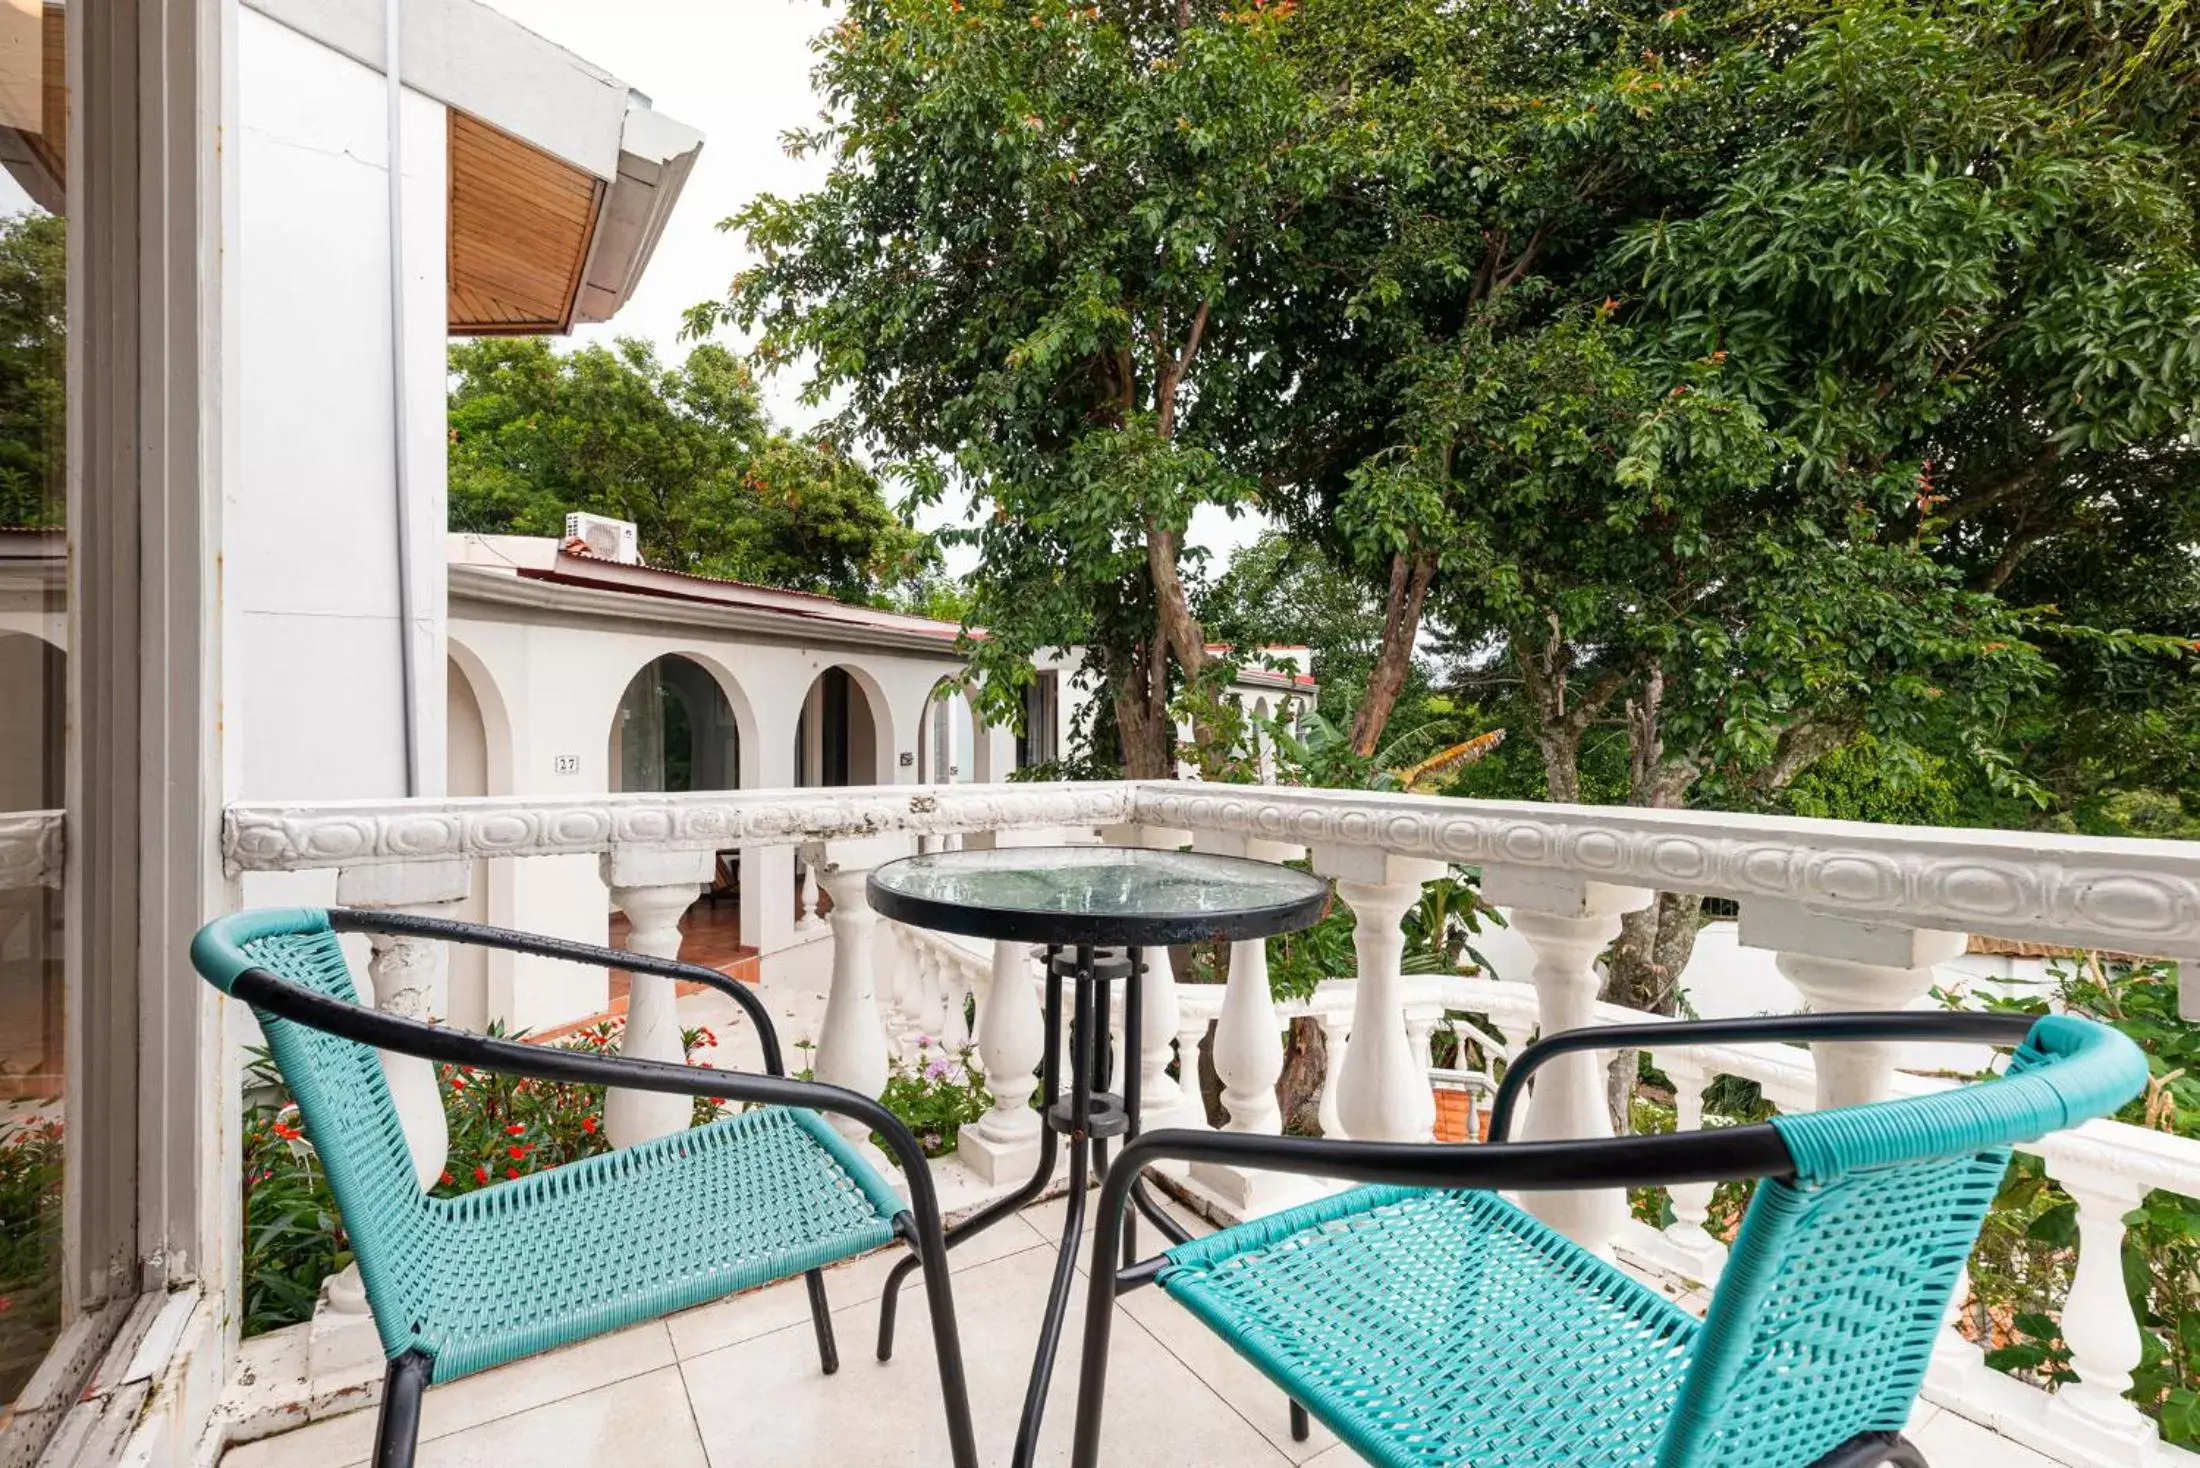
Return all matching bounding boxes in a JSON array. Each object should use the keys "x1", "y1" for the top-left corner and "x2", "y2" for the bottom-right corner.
[
  {"x1": 448, "y1": 597, "x2": 983, "y2": 1024},
  {"x1": 232, "y1": 11, "x2": 448, "y2": 808}
]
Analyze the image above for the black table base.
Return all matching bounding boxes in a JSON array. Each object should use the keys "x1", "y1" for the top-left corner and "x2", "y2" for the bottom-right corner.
[{"x1": 875, "y1": 943, "x2": 1191, "y2": 1467}]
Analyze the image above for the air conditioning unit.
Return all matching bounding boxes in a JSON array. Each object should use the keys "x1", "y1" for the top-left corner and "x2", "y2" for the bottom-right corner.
[{"x1": 564, "y1": 512, "x2": 641, "y2": 564}]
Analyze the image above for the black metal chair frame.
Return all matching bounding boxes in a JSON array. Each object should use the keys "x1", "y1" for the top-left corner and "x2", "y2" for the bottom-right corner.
[
  {"x1": 1067, "y1": 1009, "x2": 2037, "y2": 1468},
  {"x1": 232, "y1": 908, "x2": 980, "y2": 1468}
]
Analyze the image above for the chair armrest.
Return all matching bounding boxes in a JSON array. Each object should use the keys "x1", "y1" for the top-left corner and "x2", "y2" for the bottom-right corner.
[
  {"x1": 1084, "y1": 1123, "x2": 1797, "y2": 1298},
  {"x1": 232, "y1": 963, "x2": 946, "y2": 1219},
  {"x1": 1485, "y1": 1010, "x2": 2038, "y2": 1141},
  {"x1": 328, "y1": 907, "x2": 787, "y2": 1076}
]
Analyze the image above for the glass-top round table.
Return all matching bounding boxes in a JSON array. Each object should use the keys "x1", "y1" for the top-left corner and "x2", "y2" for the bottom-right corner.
[
  {"x1": 867, "y1": 846, "x2": 1331, "y2": 1467},
  {"x1": 867, "y1": 844, "x2": 1331, "y2": 947}
]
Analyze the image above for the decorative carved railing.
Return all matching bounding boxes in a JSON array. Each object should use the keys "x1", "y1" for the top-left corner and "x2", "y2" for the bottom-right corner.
[
  {"x1": 221, "y1": 780, "x2": 2200, "y2": 1468},
  {"x1": 0, "y1": 808, "x2": 63, "y2": 892}
]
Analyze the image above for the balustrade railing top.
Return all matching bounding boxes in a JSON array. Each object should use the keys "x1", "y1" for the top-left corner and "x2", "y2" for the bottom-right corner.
[
  {"x1": 0, "y1": 808, "x2": 63, "y2": 891},
  {"x1": 224, "y1": 780, "x2": 2200, "y2": 959}
]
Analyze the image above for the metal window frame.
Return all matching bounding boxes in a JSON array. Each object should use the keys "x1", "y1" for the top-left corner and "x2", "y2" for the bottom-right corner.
[{"x1": 2, "y1": 0, "x2": 227, "y2": 1461}]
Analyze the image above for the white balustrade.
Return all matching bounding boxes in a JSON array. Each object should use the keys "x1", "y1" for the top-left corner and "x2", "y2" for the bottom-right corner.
[
  {"x1": 795, "y1": 857, "x2": 823, "y2": 933},
  {"x1": 2042, "y1": 1158, "x2": 2153, "y2": 1457},
  {"x1": 807, "y1": 840, "x2": 898, "y2": 1144},
  {"x1": 1743, "y1": 899, "x2": 1969, "y2": 1110},
  {"x1": 333, "y1": 860, "x2": 468, "y2": 1187},
  {"x1": 1485, "y1": 866, "x2": 1651, "y2": 1256},
  {"x1": 600, "y1": 847, "x2": 714, "y2": 1148},
  {"x1": 958, "y1": 938, "x2": 1044, "y2": 1184},
  {"x1": 1643, "y1": 1053, "x2": 1727, "y2": 1283},
  {"x1": 223, "y1": 779, "x2": 2200, "y2": 1468},
  {"x1": 1317, "y1": 846, "x2": 1447, "y2": 1142}
]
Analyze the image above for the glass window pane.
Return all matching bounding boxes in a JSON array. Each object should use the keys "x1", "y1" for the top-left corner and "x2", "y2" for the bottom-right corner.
[{"x1": 0, "y1": 0, "x2": 67, "y2": 1412}]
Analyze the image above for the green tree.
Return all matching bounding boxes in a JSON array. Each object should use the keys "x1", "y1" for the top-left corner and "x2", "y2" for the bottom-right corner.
[
  {"x1": 695, "y1": 0, "x2": 1348, "y2": 774},
  {"x1": 1194, "y1": 529, "x2": 1387, "y2": 719},
  {"x1": 0, "y1": 211, "x2": 65, "y2": 529},
  {"x1": 447, "y1": 336, "x2": 927, "y2": 602}
]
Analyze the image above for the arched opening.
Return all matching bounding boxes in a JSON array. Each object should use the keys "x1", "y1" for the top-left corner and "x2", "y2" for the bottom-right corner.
[
  {"x1": 444, "y1": 648, "x2": 513, "y2": 1030},
  {"x1": 917, "y1": 677, "x2": 979, "y2": 785},
  {"x1": 793, "y1": 664, "x2": 893, "y2": 787},
  {"x1": 603, "y1": 654, "x2": 758, "y2": 979},
  {"x1": 611, "y1": 654, "x2": 741, "y2": 795}
]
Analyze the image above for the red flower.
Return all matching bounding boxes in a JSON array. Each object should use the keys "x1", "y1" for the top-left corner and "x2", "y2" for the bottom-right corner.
[
  {"x1": 707, "y1": 1096, "x2": 727, "y2": 1107},
  {"x1": 505, "y1": 1123, "x2": 525, "y2": 1136},
  {"x1": 439, "y1": 1170, "x2": 452, "y2": 1186},
  {"x1": 450, "y1": 1077, "x2": 467, "y2": 1093},
  {"x1": 582, "y1": 1117, "x2": 598, "y2": 1134},
  {"x1": 506, "y1": 1167, "x2": 521, "y2": 1180},
  {"x1": 474, "y1": 1165, "x2": 489, "y2": 1185},
  {"x1": 507, "y1": 1144, "x2": 529, "y2": 1160}
]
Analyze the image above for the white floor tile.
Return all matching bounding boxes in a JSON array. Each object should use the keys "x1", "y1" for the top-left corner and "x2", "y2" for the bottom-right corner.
[
  {"x1": 1911, "y1": 1408, "x2": 2061, "y2": 1466},
  {"x1": 395, "y1": 1367, "x2": 706, "y2": 1468},
  {"x1": 222, "y1": 1322, "x2": 676, "y2": 1468},
  {"x1": 680, "y1": 1240, "x2": 1292, "y2": 1467},
  {"x1": 665, "y1": 1212, "x2": 1050, "y2": 1360}
]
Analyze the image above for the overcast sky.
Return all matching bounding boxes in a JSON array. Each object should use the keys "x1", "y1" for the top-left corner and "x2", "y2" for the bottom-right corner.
[{"x1": 481, "y1": 0, "x2": 1267, "y2": 572}]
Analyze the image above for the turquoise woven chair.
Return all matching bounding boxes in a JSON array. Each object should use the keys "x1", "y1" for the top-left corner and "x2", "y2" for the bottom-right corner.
[
  {"x1": 193, "y1": 907, "x2": 979, "y2": 1468},
  {"x1": 1069, "y1": 1010, "x2": 2147, "y2": 1468}
]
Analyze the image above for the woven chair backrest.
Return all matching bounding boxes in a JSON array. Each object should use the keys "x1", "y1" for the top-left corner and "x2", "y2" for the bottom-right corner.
[
  {"x1": 1653, "y1": 1014, "x2": 2147, "y2": 1467},
  {"x1": 194, "y1": 909, "x2": 438, "y2": 1333}
]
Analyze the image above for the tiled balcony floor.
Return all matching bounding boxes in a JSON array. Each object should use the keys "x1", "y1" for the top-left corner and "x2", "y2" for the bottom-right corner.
[{"x1": 220, "y1": 1189, "x2": 2057, "y2": 1468}]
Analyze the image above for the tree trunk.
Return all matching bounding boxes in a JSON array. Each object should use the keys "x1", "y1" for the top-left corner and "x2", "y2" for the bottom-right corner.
[
  {"x1": 1194, "y1": 1019, "x2": 1225, "y2": 1128},
  {"x1": 1147, "y1": 521, "x2": 1230, "y2": 774},
  {"x1": 1277, "y1": 1016, "x2": 1327, "y2": 1135},
  {"x1": 1604, "y1": 891, "x2": 1706, "y2": 1129},
  {"x1": 1348, "y1": 549, "x2": 1438, "y2": 757},
  {"x1": 1106, "y1": 627, "x2": 1176, "y2": 778}
]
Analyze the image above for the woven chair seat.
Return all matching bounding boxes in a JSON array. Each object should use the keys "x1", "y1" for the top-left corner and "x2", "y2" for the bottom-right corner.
[
  {"x1": 1160, "y1": 1185, "x2": 1699, "y2": 1468},
  {"x1": 380, "y1": 1105, "x2": 901, "y2": 1381}
]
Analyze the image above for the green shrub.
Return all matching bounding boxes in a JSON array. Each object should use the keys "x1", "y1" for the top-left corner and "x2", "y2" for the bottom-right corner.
[{"x1": 0, "y1": 1117, "x2": 63, "y2": 1401}]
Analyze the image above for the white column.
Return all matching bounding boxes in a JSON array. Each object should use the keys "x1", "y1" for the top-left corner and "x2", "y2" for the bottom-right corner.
[
  {"x1": 1484, "y1": 867, "x2": 1651, "y2": 1256},
  {"x1": 334, "y1": 860, "x2": 469, "y2": 1189},
  {"x1": 1316, "y1": 846, "x2": 1447, "y2": 1142},
  {"x1": 809, "y1": 837, "x2": 905, "y2": 1141},
  {"x1": 958, "y1": 939, "x2": 1045, "y2": 1184},
  {"x1": 602, "y1": 846, "x2": 713, "y2": 1148},
  {"x1": 2041, "y1": 1158, "x2": 2153, "y2": 1458},
  {"x1": 1740, "y1": 900, "x2": 1966, "y2": 1110}
]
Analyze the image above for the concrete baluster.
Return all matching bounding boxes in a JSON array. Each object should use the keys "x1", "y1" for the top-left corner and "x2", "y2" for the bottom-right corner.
[
  {"x1": 796, "y1": 857, "x2": 823, "y2": 934},
  {"x1": 1656, "y1": 1052, "x2": 1729, "y2": 1282},
  {"x1": 1316, "y1": 846, "x2": 1448, "y2": 1142},
  {"x1": 335, "y1": 860, "x2": 471, "y2": 1188},
  {"x1": 1740, "y1": 900, "x2": 1966, "y2": 1111},
  {"x1": 1212, "y1": 938, "x2": 1285, "y2": 1137},
  {"x1": 2042, "y1": 1159, "x2": 2153, "y2": 1458},
  {"x1": 808, "y1": 839, "x2": 899, "y2": 1142},
  {"x1": 603, "y1": 847, "x2": 713, "y2": 1148},
  {"x1": 313, "y1": 862, "x2": 470, "y2": 1379},
  {"x1": 1485, "y1": 866, "x2": 1652, "y2": 1257},
  {"x1": 1136, "y1": 945, "x2": 1189, "y2": 1132},
  {"x1": 958, "y1": 939, "x2": 1045, "y2": 1185},
  {"x1": 939, "y1": 949, "x2": 976, "y2": 1053}
]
